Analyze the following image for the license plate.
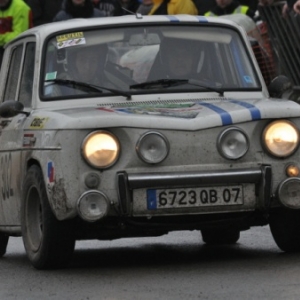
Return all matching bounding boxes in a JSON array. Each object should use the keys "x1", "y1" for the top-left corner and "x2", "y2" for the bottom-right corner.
[{"x1": 147, "y1": 185, "x2": 243, "y2": 210}]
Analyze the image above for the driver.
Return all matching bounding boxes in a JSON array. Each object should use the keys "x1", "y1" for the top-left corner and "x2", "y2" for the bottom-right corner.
[
  {"x1": 49, "y1": 44, "x2": 111, "y2": 96},
  {"x1": 164, "y1": 40, "x2": 196, "y2": 78},
  {"x1": 148, "y1": 37, "x2": 202, "y2": 80}
]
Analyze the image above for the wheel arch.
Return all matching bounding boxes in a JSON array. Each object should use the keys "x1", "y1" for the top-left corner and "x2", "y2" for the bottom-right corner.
[
  {"x1": 24, "y1": 159, "x2": 75, "y2": 221},
  {"x1": 26, "y1": 158, "x2": 42, "y2": 172}
]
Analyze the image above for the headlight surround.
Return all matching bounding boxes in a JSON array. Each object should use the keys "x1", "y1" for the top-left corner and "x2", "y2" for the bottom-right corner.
[
  {"x1": 82, "y1": 130, "x2": 120, "y2": 168},
  {"x1": 263, "y1": 120, "x2": 299, "y2": 157},
  {"x1": 136, "y1": 131, "x2": 169, "y2": 164},
  {"x1": 217, "y1": 127, "x2": 249, "y2": 160}
]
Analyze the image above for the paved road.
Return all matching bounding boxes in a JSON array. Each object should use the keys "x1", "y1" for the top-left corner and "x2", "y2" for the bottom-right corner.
[{"x1": 1, "y1": 226, "x2": 300, "y2": 300}]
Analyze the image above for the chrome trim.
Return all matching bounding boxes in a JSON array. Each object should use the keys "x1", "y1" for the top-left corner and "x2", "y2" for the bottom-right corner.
[
  {"x1": 127, "y1": 168, "x2": 262, "y2": 189},
  {"x1": 278, "y1": 177, "x2": 300, "y2": 209},
  {"x1": 81, "y1": 130, "x2": 120, "y2": 169},
  {"x1": 262, "y1": 120, "x2": 300, "y2": 158},
  {"x1": 77, "y1": 190, "x2": 109, "y2": 222},
  {"x1": 217, "y1": 127, "x2": 249, "y2": 160},
  {"x1": 136, "y1": 131, "x2": 169, "y2": 164}
]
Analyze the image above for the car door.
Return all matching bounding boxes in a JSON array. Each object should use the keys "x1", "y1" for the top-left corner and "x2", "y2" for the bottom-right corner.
[{"x1": 0, "y1": 40, "x2": 35, "y2": 227}]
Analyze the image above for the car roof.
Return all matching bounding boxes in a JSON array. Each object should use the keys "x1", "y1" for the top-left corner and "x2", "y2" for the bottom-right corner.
[{"x1": 10, "y1": 14, "x2": 241, "y2": 44}]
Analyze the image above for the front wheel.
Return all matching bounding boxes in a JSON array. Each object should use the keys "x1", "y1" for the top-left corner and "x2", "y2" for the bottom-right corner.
[
  {"x1": 269, "y1": 208, "x2": 300, "y2": 252},
  {"x1": 0, "y1": 233, "x2": 9, "y2": 257},
  {"x1": 201, "y1": 228, "x2": 240, "y2": 245},
  {"x1": 21, "y1": 165, "x2": 75, "y2": 269}
]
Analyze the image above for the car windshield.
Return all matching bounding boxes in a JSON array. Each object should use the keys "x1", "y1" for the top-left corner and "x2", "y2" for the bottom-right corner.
[{"x1": 42, "y1": 25, "x2": 261, "y2": 100}]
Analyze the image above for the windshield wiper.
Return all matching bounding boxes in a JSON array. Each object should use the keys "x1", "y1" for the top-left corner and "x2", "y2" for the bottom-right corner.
[
  {"x1": 46, "y1": 79, "x2": 132, "y2": 100},
  {"x1": 130, "y1": 78, "x2": 224, "y2": 96},
  {"x1": 130, "y1": 79, "x2": 189, "y2": 89}
]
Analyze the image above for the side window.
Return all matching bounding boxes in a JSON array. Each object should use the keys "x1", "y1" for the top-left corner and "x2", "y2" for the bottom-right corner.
[
  {"x1": 4, "y1": 45, "x2": 23, "y2": 101},
  {"x1": 19, "y1": 43, "x2": 35, "y2": 107}
]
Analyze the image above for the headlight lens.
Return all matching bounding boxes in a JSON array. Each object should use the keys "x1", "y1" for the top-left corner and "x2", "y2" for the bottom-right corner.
[
  {"x1": 263, "y1": 120, "x2": 299, "y2": 157},
  {"x1": 77, "y1": 191, "x2": 109, "y2": 222},
  {"x1": 82, "y1": 131, "x2": 120, "y2": 168},
  {"x1": 136, "y1": 132, "x2": 169, "y2": 164},
  {"x1": 217, "y1": 127, "x2": 249, "y2": 160}
]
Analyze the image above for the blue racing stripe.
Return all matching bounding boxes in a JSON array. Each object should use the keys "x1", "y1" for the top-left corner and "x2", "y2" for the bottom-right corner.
[
  {"x1": 199, "y1": 102, "x2": 232, "y2": 125},
  {"x1": 195, "y1": 16, "x2": 208, "y2": 23},
  {"x1": 165, "y1": 15, "x2": 180, "y2": 22},
  {"x1": 229, "y1": 100, "x2": 261, "y2": 120}
]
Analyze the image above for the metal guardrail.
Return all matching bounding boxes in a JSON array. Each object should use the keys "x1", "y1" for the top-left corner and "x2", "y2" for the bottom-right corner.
[{"x1": 258, "y1": 2, "x2": 300, "y2": 87}]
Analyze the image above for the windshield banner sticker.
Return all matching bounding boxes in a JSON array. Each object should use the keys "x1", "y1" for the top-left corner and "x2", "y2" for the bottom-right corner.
[{"x1": 56, "y1": 32, "x2": 86, "y2": 49}]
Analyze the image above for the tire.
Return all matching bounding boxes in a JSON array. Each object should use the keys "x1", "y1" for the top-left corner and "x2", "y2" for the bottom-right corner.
[
  {"x1": 21, "y1": 165, "x2": 75, "y2": 269},
  {"x1": 269, "y1": 208, "x2": 300, "y2": 252},
  {"x1": 201, "y1": 228, "x2": 240, "y2": 245},
  {"x1": 0, "y1": 233, "x2": 9, "y2": 257}
]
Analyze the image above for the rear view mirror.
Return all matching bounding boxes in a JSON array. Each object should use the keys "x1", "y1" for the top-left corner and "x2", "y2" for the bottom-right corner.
[
  {"x1": 0, "y1": 100, "x2": 29, "y2": 118},
  {"x1": 129, "y1": 33, "x2": 160, "y2": 46},
  {"x1": 268, "y1": 75, "x2": 292, "y2": 98}
]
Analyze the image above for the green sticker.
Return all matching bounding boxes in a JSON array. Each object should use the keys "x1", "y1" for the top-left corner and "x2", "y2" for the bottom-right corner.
[{"x1": 45, "y1": 71, "x2": 57, "y2": 80}]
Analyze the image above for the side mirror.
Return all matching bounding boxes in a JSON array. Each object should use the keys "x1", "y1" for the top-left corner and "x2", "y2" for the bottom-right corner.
[
  {"x1": 0, "y1": 100, "x2": 29, "y2": 118},
  {"x1": 268, "y1": 75, "x2": 293, "y2": 98}
]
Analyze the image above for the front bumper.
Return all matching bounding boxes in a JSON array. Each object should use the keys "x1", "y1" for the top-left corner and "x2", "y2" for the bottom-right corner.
[{"x1": 117, "y1": 165, "x2": 272, "y2": 217}]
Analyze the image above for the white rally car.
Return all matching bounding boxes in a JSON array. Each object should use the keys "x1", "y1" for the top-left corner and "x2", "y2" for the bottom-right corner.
[{"x1": 0, "y1": 14, "x2": 299, "y2": 269}]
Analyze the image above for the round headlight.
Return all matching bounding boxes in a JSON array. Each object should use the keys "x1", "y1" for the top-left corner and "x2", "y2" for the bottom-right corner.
[
  {"x1": 277, "y1": 178, "x2": 300, "y2": 209},
  {"x1": 263, "y1": 120, "x2": 299, "y2": 157},
  {"x1": 217, "y1": 127, "x2": 249, "y2": 160},
  {"x1": 82, "y1": 131, "x2": 120, "y2": 168},
  {"x1": 136, "y1": 132, "x2": 169, "y2": 164},
  {"x1": 77, "y1": 191, "x2": 109, "y2": 222}
]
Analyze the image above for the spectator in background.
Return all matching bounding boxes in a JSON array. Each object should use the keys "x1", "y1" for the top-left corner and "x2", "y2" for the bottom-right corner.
[
  {"x1": 148, "y1": 0, "x2": 198, "y2": 15},
  {"x1": 238, "y1": 0, "x2": 258, "y2": 11},
  {"x1": 120, "y1": 0, "x2": 140, "y2": 14},
  {"x1": 136, "y1": 0, "x2": 153, "y2": 14},
  {"x1": 92, "y1": 0, "x2": 140, "y2": 15},
  {"x1": 0, "y1": 0, "x2": 32, "y2": 65},
  {"x1": 53, "y1": 0, "x2": 105, "y2": 21},
  {"x1": 294, "y1": 0, "x2": 300, "y2": 13},
  {"x1": 25, "y1": 0, "x2": 63, "y2": 26},
  {"x1": 199, "y1": 0, "x2": 258, "y2": 15},
  {"x1": 205, "y1": 0, "x2": 256, "y2": 19},
  {"x1": 282, "y1": 0, "x2": 298, "y2": 16},
  {"x1": 92, "y1": 0, "x2": 123, "y2": 16},
  {"x1": 258, "y1": 0, "x2": 298, "y2": 17}
]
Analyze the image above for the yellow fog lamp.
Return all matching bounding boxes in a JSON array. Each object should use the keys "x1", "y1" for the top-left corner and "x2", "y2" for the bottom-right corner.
[{"x1": 286, "y1": 164, "x2": 300, "y2": 177}]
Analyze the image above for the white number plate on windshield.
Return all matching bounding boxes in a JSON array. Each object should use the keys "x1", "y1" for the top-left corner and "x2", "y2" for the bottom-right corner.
[{"x1": 146, "y1": 185, "x2": 243, "y2": 210}]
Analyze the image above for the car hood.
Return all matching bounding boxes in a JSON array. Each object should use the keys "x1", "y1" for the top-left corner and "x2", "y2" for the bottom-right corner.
[{"x1": 31, "y1": 98, "x2": 300, "y2": 131}]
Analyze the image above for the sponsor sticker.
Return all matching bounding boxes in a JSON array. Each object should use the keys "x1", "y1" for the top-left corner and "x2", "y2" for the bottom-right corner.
[
  {"x1": 47, "y1": 161, "x2": 55, "y2": 184},
  {"x1": 45, "y1": 71, "x2": 57, "y2": 80},
  {"x1": 97, "y1": 103, "x2": 203, "y2": 119},
  {"x1": 243, "y1": 75, "x2": 253, "y2": 84},
  {"x1": 23, "y1": 133, "x2": 36, "y2": 147},
  {"x1": 29, "y1": 117, "x2": 49, "y2": 129},
  {"x1": 56, "y1": 32, "x2": 86, "y2": 49}
]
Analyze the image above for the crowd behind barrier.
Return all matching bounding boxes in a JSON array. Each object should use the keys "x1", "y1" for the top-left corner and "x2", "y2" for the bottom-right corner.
[
  {"x1": 1, "y1": 0, "x2": 300, "y2": 96},
  {"x1": 258, "y1": 1, "x2": 300, "y2": 91}
]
